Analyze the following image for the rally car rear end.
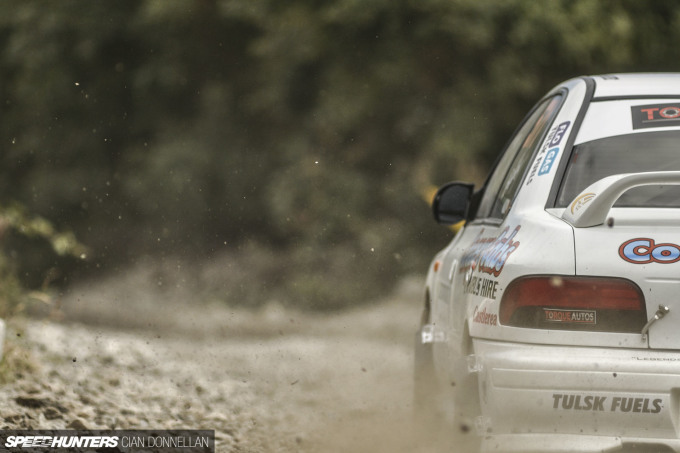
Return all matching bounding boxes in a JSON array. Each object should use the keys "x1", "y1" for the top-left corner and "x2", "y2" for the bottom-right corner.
[{"x1": 417, "y1": 74, "x2": 680, "y2": 453}]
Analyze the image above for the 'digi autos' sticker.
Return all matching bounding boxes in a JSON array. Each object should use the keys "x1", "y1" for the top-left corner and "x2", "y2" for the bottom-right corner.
[{"x1": 631, "y1": 103, "x2": 680, "y2": 129}]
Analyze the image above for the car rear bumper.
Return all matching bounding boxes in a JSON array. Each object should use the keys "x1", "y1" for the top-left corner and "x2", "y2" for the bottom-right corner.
[
  {"x1": 472, "y1": 339, "x2": 680, "y2": 452},
  {"x1": 482, "y1": 434, "x2": 680, "y2": 453}
]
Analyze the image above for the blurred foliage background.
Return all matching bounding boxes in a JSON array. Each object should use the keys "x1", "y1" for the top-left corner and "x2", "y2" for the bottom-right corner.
[{"x1": 0, "y1": 0, "x2": 679, "y2": 312}]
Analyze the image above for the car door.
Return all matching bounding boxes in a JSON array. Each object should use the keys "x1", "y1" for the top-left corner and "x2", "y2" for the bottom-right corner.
[{"x1": 432, "y1": 93, "x2": 566, "y2": 378}]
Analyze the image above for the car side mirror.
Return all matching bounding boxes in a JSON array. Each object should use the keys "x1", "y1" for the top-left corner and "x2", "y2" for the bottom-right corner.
[{"x1": 432, "y1": 182, "x2": 475, "y2": 225}]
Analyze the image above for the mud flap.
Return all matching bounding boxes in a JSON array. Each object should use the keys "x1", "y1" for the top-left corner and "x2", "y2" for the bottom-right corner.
[{"x1": 413, "y1": 328, "x2": 438, "y2": 421}]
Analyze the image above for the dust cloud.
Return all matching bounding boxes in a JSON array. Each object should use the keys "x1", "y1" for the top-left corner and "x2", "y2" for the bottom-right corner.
[{"x1": 1, "y1": 269, "x2": 477, "y2": 452}]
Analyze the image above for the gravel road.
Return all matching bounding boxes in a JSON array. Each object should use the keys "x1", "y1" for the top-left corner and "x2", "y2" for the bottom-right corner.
[{"x1": 0, "y1": 275, "x2": 470, "y2": 452}]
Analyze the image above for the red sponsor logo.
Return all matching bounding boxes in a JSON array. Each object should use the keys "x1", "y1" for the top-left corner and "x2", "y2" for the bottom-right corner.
[
  {"x1": 473, "y1": 306, "x2": 498, "y2": 326},
  {"x1": 632, "y1": 103, "x2": 680, "y2": 129},
  {"x1": 543, "y1": 308, "x2": 596, "y2": 324}
]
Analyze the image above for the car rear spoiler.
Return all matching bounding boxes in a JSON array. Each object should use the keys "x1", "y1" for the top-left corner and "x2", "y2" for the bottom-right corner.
[{"x1": 562, "y1": 171, "x2": 680, "y2": 227}]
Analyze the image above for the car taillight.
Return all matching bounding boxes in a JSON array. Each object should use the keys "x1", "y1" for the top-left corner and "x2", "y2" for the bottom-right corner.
[{"x1": 499, "y1": 276, "x2": 646, "y2": 332}]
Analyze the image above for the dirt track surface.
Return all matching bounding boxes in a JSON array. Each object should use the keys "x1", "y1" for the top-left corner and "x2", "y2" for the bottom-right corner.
[{"x1": 0, "y1": 276, "x2": 472, "y2": 452}]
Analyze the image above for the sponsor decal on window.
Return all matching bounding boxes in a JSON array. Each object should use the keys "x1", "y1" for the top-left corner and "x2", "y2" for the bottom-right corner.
[
  {"x1": 526, "y1": 121, "x2": 571, "y2": 184},
  {"x1": 632, "y1": 103, "x2": 680, "y2": 129},
  {"x1": 537, "y1": 147, "x2": 560, "y2": 176},
  {"x1": 548, "y1": 121, "x2": 570, "y2": 147}
]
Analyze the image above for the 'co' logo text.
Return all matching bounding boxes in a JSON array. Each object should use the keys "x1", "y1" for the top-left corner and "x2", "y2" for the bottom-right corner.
[{"x1": 619, "y1": 238, "x2": 680, "y2": 264}]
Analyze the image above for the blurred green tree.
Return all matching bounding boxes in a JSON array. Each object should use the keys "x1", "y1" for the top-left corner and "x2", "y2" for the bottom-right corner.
[{"x1": 0, "y1": 0, "x2": 679, "y2": 309}]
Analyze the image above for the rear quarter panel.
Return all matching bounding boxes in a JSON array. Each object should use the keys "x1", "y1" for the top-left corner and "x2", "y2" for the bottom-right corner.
[{"x1": 459, "y1": 211, "x2": 576, "y2": 344}]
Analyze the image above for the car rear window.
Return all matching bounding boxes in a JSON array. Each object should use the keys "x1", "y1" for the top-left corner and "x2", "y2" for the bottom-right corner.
[{"x1": 556, "y1": 130, "x2": 680, "y2": 208}]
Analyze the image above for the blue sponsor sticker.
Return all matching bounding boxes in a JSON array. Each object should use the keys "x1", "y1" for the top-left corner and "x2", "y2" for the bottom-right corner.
[
  {"x1": 538, "y1": 147, "x2": 559, "y2": 176},
  {"x1": 549, "y1": 121, "x2": 570, "y2": 147}
]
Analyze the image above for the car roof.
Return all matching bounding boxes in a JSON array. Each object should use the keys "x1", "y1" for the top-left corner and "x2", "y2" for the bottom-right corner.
[{"x1": 590, "y1": 73, "x2": 680, "y2": 99}]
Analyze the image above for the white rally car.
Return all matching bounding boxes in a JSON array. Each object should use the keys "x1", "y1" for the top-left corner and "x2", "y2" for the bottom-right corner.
[{"x1": 415, "y1": 74, "x2": 680, "y2": 453}]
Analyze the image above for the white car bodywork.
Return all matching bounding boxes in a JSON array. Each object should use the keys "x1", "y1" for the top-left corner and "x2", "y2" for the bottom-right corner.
[{"x1": 419, "y1": 74, "x2": 680, "y2": 452}]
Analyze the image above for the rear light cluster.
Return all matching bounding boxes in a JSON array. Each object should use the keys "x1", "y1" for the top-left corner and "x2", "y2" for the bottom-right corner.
[{"x1": 499, "y1": 276, "x2": 647, "y2": 332}]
